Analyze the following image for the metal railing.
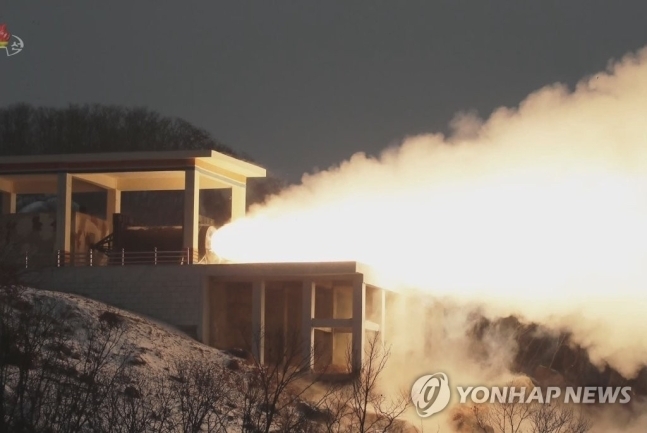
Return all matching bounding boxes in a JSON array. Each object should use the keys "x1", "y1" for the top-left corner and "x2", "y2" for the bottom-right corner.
[
  {"x1": 10, "y1": 248, "x2": 201, "y2": 269},
  {"x1": 103, "y1": 248, "x2": 201, "y2": 266}
]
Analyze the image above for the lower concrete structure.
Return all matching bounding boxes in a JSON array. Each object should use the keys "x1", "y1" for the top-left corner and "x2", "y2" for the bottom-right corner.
[{"x1": 25, "y1": 261, "x2": 391, "y2": 372}]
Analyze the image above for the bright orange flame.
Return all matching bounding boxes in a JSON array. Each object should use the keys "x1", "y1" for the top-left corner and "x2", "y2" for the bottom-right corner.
[
  {"x1": 211, "y1": 46, "x2": 647, "y2": 377},
  {"x1": 214, "y1": 166, "x2": 647, "y2": 299}
]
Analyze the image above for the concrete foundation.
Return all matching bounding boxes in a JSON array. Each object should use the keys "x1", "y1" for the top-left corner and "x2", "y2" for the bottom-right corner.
[{"x1": 25, "y1": 261, "x2": 390, "y2": 373}]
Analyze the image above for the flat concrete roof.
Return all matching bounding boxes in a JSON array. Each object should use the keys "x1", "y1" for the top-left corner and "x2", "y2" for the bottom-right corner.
[
  {"x1": 204, "y1": 261, "x2": 389, "y2": 290},
  {"x1": 0, "y1": 150, "x2": 266, "y2": 193}
]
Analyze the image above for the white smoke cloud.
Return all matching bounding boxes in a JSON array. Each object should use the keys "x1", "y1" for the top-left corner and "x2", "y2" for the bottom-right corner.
[
  {"x1": 589, "y1": 401, "x2": 647, "y2": 432},
  {"x1": 213, "y1": 46, "x2": 647, "y2": 381}
]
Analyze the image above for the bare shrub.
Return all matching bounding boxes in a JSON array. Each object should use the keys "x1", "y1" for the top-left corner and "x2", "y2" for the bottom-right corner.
[
  {"x1": 318, "y1": 332, "x2": 410, "y2": 433},
  {"x1": 0, "y1": 286, "x2": 129, "y2": 433},
  {"x1": 469, "y1": 388, "x2": 591, "y2": 433},
  {"x1": 169, "y1": 357, "x2": 234, "y2": 433},
  {"x1": 101, "y1": 369, "x2": 175, "y2": 433},
  {"x1": 239, "y1": 328, "x2": 331, "y2": 433}
]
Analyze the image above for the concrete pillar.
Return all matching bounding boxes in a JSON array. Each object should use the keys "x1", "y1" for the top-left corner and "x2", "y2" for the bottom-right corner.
[
  {"x1": 1, "y1": 192, "x2": 16, "y2": 214},
  {"x1": 331, "y1": 284, "x2": 353, "y2": 366},
  {"x1": 211, "y1": 282, "x2": 228, "y2": 348},
  {"x1": 352, "y1": 276, "x2": 366, "y2": 373},
  {"x1": 332, "y1": 285, "x2": 338, "y2": 318},
  {"x1": 283, "y1": 287, "x2": 289, "y2": 354},
  {"x1": 231, "y1": 185, "x2": 246, "y2": 221},
  {"x1": 106, "y1": 188, "x2": 121, "y2": 231},
  {"x1": 200, "y1": 277, "x2": 210, "y2": 345},
  {"x1": 183, "y1": 169, "x2": 200, "y2": 254},
  {"x1": 301, "y1": 280, "x2": 315, "y2": 370},
  {"x1": 252, "y1": 280, "x2": 266, "y2": 364},
  {"x1": 55, "y1": 173, "x2": 72, "y2": 253}
]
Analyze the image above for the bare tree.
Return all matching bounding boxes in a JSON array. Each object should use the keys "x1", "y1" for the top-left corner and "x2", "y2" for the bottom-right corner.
[
  {"x1": 473, "y1": 398, "x2": 534, "y2": 433},
  {"x1": 318, "y1": 332, "x2": 410, "y2": 433},
  {"x1": 169, "y1": 357, "x2": 234, "y2": 433},
  {"x1": 470, "y1": 390, "x2": 591, "y2": 433},
  {"x1": 101, "y1": 369, "x2": 175, "y2": 433},
  {"x1": 239, "y1": 328, "x2": 334, "y2": 433},
  {"x1": 60, "y1": 312, "x2": 129, "y2": 433},
  {"x1": 0, "y1": 286, "x2": 131, "y2": 433},
  {"x1": 0, "y1": 104, "x2": 238, "y2": 157},
  {"x1": 1, "y1": 286, "x2": 243, "y2": 433},
  {"x1": 529, "y1": 402, "x2": 590, "y2": 433},
  {"x1": 0, "y1": 285, "x2": 73, "y2": 432}
]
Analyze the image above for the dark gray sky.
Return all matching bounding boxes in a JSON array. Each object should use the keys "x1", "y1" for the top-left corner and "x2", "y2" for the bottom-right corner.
[{"x1": 3, "y1": 1, "x2": 647, "y2": 181}]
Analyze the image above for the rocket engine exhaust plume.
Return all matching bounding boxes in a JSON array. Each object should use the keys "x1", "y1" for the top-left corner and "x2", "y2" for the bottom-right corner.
[{"x1": 212, "y1": 47, "x2": 647, "y2": 378}]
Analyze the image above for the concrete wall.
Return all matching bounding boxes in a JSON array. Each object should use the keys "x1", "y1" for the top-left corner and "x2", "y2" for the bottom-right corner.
[
  {"x1": 25, "y1": 265, "x2": 206, "y2": 337},
  {"x1": 209, "y1": 281, "x2": 253, "y2": 350},
  {"x1": 72, "y1": 212, "x2": 110, "y2": 254},
  {"x1": 207, "y1": 280, "x2": 305, "y2": 361}
]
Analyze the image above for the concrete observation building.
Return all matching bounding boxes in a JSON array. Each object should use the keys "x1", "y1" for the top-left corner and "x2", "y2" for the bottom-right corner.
[{"x1": 0, "y1": 150, "x2": 393, "y2": 372}]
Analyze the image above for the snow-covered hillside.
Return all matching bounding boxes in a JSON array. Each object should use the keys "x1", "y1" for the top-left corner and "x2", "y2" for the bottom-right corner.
[{"x1": 1, "y1": 286, "x2": 251, "y2": 432}]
